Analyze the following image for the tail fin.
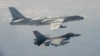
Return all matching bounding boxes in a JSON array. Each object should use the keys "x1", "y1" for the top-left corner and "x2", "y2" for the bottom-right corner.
[
  {"x1": 9, "y1": 7, "x2": 27, "y2": 21},
  {"x1": 33, "y1": 31, "x2": 47, "y2": 40}
]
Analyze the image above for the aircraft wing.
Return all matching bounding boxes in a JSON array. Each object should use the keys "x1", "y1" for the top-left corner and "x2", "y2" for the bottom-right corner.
[
  {"x1": 50, "y1": 18, "x2": 64, "y2": 30},
  {"x1": 50, "y1": 38, "x2": 69, "y2": 47}
]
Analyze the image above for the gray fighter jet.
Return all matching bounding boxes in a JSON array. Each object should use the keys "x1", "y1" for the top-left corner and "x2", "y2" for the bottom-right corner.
[
  {"x1": 33, "y1": 31, "x2": 81, "y2": 47},
  {"x1": 9, "y1": 7, "x2": 84, "y2": 30}
]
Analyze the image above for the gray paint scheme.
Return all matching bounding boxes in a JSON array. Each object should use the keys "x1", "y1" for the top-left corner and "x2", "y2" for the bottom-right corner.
[
  {"x1": 0, "y1": 0, "x2": 100, "y2": 56},
  {"x1": 33, "y1": 31, "x2": 80, "y2": 47},
  {"x1": 9, "y1": 7, "x2": 84, "y2": 27}
]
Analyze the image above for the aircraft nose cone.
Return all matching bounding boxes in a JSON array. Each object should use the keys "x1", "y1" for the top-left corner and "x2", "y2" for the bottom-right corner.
[{"x1": 81, "y1": 17, "x2": 84, "y2": 19}]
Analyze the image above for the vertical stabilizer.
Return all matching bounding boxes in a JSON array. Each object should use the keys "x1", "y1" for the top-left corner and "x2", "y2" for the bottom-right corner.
[
  {"x1": 33, "y1": 31, "x2": 47, "y2": 40},
  {"x1": 33, "y1": 31, "x2": 48, "y2": 46},
  {"x1": 9, "y1": 7, "x2": 27, "y2": 21}
]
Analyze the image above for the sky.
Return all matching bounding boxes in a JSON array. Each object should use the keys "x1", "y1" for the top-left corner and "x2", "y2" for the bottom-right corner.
[{"x1": 0, "y1": 0, "x2": 100, "y2": 56}]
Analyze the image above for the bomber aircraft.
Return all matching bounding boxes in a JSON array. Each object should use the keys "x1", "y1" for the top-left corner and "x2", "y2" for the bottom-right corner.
[
  {"x1": 33, "y1": 31, "x2": 81, "y2": 47},
  {"x1": 9, "y1": 7, "x2": 84, "y2": 30}
]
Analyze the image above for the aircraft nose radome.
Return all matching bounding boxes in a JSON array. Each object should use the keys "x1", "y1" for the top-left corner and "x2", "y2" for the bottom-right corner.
[{"x1": 81, "y1": 17, "x2": 84, "y2": 19}]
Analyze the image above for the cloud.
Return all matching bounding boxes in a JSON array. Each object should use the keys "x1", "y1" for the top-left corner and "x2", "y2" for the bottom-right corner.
[
  {"x1": 96, "y1": 14, "x2": 100, "y2": 17},
  {"x1": 23, "y1": 8, "x2": 64, "y2": 17},
  {"x1": 0, "y1": 1, "x2": 13, "y2": 8}
]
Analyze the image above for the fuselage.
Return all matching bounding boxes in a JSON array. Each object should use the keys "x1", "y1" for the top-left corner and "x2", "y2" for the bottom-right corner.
[
  {"x1": 35, "y1": 33, "x2": 80, "y2": 46},
  {"x1": 10, "y1": 15, "x2": 84, "y2": 26}
]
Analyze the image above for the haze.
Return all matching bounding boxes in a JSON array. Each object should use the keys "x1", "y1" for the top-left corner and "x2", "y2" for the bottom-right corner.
[{"x1": 0, "y1": 0, "x2": 100, "y2": 56}]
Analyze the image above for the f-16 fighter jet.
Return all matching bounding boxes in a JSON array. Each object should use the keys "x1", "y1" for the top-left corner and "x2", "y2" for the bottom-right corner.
[
  {"x1": 9, "y1": 7, "x2": 84, "y2": 30},
  {"x1": 33, "y1": 31, "x2": 81, "y2": 47}
]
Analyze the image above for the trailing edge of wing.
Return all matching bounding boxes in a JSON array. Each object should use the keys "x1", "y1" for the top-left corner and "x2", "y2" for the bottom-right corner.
[{"x1": 50, "y1": 19, "x2": 64, "y2": 30}]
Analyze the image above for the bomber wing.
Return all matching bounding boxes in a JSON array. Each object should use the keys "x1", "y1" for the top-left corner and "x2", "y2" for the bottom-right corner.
[{"x1": 50, "y1": 18, "x2": 64, "y2": 30}]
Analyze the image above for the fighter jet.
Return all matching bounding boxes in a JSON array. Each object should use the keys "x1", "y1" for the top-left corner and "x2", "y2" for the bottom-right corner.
[
  {"x1": 33, "y1": 31, "x2": 81, "y2": 47},
  {"x1": 9, "y1": 7, "x2": 84, "y2": 30}
]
